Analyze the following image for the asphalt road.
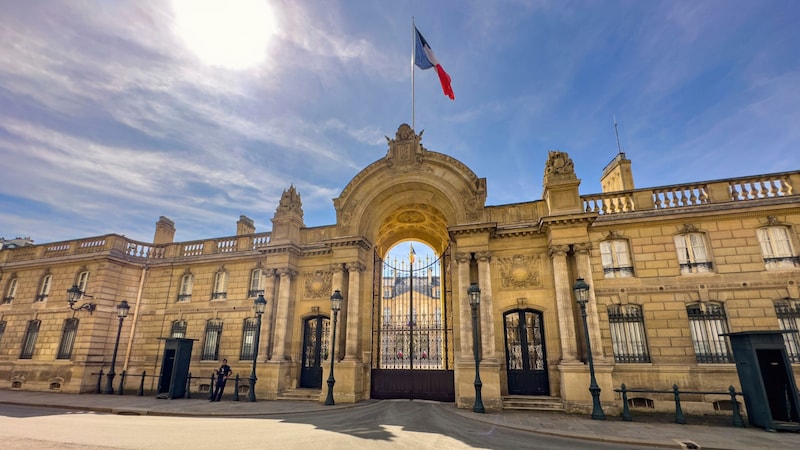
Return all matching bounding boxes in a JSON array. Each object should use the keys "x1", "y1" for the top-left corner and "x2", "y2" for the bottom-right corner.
[{"x1": 0, "y1": 400, "x2": 654, "y2": 449}]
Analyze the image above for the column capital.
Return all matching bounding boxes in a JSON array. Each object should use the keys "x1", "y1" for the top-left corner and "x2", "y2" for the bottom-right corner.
[
  {"x1": 345, "y1": 262, "x2": 365, "y2": 273},
  {"x1": 455, "y1": 252, "x2": 471, "y2": 264},
  {"x1": 548, "y1": 245, "x2": 570, "y2": 258},
  {"x1": 277, "y1": 267, "x2": 297, "y2": 278},
  {"x1": 329, "y1": 263, "x2": 345, "y2": 273},
  {"x1": 573, "y1": 242, "x2": 592, "y2": 255},
  {"x1": 476, "y1": 250, "x2": 492, "y2": 262}
]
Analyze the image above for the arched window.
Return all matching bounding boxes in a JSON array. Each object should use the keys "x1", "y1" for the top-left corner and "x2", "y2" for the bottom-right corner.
[
  {"x1": 178, "y1": 273, "x2": 193, "y2": 302},
  {"x1": 37, "y1": 274, "x2": 52, "y2": 302},
  {"x1": 20, "y1": 320, "x2": 41, "y2": 359},
  {"x1": 674, "y1": 232, "x2": 712, "y2": 274},
  {"x1": 600, "y1": 238, "x2": 634, "y2": 278},
  {"x1": 757, "y1": 225, "x2": 799, "y2": 269},
  {"x1": 248, "y1": 268, "x2": 264, "y2": 298},
  {"x1": 240, "y1": 318, "x2": 258, "y2": 360},
  {"x1": 687, "y1": 302, "x2": 731, "y2": 363},
  {"x1": 170, "y1": 320, "x2": 187, "y2": 338},
  {"x1": 212, "y1": 270, "x2": 228, "y2": 300},
  {"x1": 202, "y1": 319, "x2": 223, "y2": 360},
  {"x1": 3, "y1": 277, "x2": 18, "y2": 304},
  {"x1": 57, "y1": 318, "x2": 79, "y2": 359},
  {"x1": 775, "y1": 299, "x2": 800, "y2": 363},
  {"x1": 607, "y1": 304, "x2": 650, "y2": 362}
]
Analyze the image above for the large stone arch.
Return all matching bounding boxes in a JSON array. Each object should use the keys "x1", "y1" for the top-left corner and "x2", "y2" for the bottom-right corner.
[{"x1": 333, "y1": 124, "x2": 487, "y2": 255}]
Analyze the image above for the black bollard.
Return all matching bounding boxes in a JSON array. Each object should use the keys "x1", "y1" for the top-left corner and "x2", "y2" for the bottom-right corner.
[
  {"x1": 620, "y1": 383, "x2": 632, "y2": 421},
  {"x1": 208, "y1": 373, "x2": 216, "y2": 401},
  {"x1": 96, "y1": 369, "x2": 104, "y2": 394},
  {"x1": 118, "y1": 370, "x2": 126, "y2": 395},
  {"x1": 138, "y1": 371, "x2": 146, "y2": 397},
  {"x1": 673, "y1": 385, "x2": 686, "y2": 424},
  {"x1": 185, "y1": 372, "x2": 192, "y2": 399},
  {"x1": 232, "y1": 374, "x2": 240, "y2": 401}
]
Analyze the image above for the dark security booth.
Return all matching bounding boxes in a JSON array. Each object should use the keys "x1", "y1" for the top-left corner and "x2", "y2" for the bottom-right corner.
[
  {"x1": 157, "y1": 338, "x2": 195, "y2": 399},
  {"x1": 724, "y1": 331, "x2": 800, "y2": 431}
]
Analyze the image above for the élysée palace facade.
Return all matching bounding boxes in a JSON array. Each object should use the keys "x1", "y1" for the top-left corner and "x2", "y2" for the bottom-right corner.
[{"x1": 1, "y1": 124, "x2": 799, "y2": 414}]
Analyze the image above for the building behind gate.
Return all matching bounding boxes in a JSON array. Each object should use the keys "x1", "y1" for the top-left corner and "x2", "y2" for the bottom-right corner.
[{"x1": 1, "y1": 124, "x2": 799, "y2": 413}]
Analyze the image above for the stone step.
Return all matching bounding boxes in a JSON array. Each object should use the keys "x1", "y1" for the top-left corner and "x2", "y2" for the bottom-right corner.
[
  {"x1": 502, "y1": 396, "x2": 564, "y2": 411},
  {"x1": 277, "y1": 388, "x2": 321, "y2": 401}
]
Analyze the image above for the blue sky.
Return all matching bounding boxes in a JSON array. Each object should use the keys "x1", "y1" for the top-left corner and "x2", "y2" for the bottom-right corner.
[{"x1": 1, "y1": 0, "x2": 799, "y2": 251}]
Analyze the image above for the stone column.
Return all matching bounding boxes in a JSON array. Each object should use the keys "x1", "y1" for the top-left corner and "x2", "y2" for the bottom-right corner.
[
  {"x1": 574, "y1": 242, "x2": 605, "y2": 359},
  {"x1": 476, "y1": 251, "x2": 497, "y2": 361},
  {"x1": 261, "y1": 268, "x2": 276, "y2": 362},
  {"x1": 344, "y1": 262, "x2": 364, "y2": 360},
  {"x1": 270, "y1": 268, "x2": 296, "y2": 361},
  {"x1": 455, "y1": 251, "x2": 473, "y2": 361},
  {"x1": 549, "y1": 245, "x2": 578, "y2": 362}
]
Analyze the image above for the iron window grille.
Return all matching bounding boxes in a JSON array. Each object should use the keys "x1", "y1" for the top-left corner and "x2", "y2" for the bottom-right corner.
[
  {"x1": 170, "y1": 320, "x2": 187, "y2": 338},
  {"x1": 240, "y1": 318, "x2": 258, "y2": 360},
  {"x1": 20, "y1": 320, "x2": 41, "y2": 359},
  {"x1": 608, "y1": 304, "x2": 651, "y2": 363},
  {"x1": 600, "y1": 239, "x2": 635, "y2": 278},
  {"x1": 687, "y1": 302, "x2": 732, "y2": 363},
  {"x1": 775, "y1": 299, "x2": 800, "y2": 363},
  {"x1": 57, "y1": 318, "x2": 79, "y2": 359},
  {"x1": 201, "y1": 320, "x2": 223, "y2": 361}
]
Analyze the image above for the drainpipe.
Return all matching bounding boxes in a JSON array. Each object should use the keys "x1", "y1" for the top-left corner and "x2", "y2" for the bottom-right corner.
[{"x1": 123, "y1": 264, "x2": 148, "y2": 371}]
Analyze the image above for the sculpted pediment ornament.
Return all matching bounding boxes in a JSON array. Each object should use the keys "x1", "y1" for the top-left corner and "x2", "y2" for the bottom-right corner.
[
  {"x1": 499, "y1": 254, "x2": 542, "y2": 289},
  {"x1": 543, "y1": 150, "x2": 577, "y2": 184},
  {"x1": 303, "y1": 270, "x2": 332, "y2": 299}
]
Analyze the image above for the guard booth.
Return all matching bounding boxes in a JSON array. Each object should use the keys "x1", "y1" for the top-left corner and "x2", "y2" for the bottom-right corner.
[
  {"x1": 156, "y1": 338, "x2": 195, "y2": 399},
  {"x1": 724, "y1": 331, "x2": 800, "y2": 431}
]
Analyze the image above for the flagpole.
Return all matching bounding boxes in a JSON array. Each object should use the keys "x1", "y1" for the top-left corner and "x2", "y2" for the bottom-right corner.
[{"x1": 412, "y1": 17, "x2": 416, "y2": 131}]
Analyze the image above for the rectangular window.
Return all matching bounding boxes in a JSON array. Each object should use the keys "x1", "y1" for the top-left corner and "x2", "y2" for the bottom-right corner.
[
  {"x1": 600, "y1": 240, "x2": 634, "y2": 278},
  {"x1": 170, "y1": 320, "x2": 187, "y2": 338},
  {"x1": 57, "y1": 318, "x2": 79, "y2": 359},
  {"x1": 3, "y1": 278, "x2": 18, "y2": 304},
  {"x1": 608, "y1": 305, "x2": 650, "y2": 363},
  {"x1": 178, "y1": 274, "x2": 193, "y2": 302},
  {"x1": 20, "y1": 320, "x2": 41, "y2": 359},
  {"x1": 212, "y1": 272, "x2": 228, "y2": 300},
  {"x1": 77, "y1": 271, "x2": 90, "y2": 293},
  {"x1": 675, "y1": 233, "x2": 712, "y2": 274},
  {"x1": 775, "y1": 300, "x2": 800, "y2": 364},
  {"x1": 201, "y1": 320, "x2": 223, "y2": 361},
  {"x1": 240, "y1": 318, "x2": 258, "y2": 360},
  {"x1": 0, "y1": 320, "x2": 6, "y2": 349},
  {"x1": 248, "y1": 269, "x2": 264, "y2": 298},
  {"x1": 758, "y1": 227, "x2": 799, "y2": 269},
  {"x1": 687, "y1": 302, "x2": 732, "y2": 363},
  {"x1": 37, "y1": 274, "x2": 52, "y2": 302},
  {"x1": 383, "y1": 306, "x2": 392, "y2": 326}
]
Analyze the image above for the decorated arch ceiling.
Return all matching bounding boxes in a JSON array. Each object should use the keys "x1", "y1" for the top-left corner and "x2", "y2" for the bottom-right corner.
[{"x1": 333, "y1": 124, "x2": 487, "y2": 256}]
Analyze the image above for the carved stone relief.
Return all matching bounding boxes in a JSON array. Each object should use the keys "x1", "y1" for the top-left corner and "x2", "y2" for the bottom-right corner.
[
  {"x1": 499, "y1": 254, "x2": 542, "y2": 289},
  {"x1": 303, "y1": 270, "x2": 332, "y2": 299}
]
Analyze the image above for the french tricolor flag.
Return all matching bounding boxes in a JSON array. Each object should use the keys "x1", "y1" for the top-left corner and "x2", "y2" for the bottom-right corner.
[{"x1": 414, "y1": 27, "x2": 454, "y2": 100}]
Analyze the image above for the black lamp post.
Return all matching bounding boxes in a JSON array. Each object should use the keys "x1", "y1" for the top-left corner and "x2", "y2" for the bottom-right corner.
[
  {"x1": 66, "y1": 284, "x2": 96, "y2": 314},
  {"x1": 104, "y1": 300, "x2": 130, "y2": 394},
  {"x1": 467, "y1": 283, "x2": 485, "y2": 413},
  {"x1": 248, "y1": 294, "x2": 267, "y2": 402},
  {"x1": 325, "y1": 289, "x2": 343, "y2": 406},
  {"x1": 573, "y1": 277, "x2": 605, "y2": 420}
]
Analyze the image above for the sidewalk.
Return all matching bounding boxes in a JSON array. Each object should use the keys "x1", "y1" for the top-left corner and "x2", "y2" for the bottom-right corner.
[{"x1": 1, "y1": 389, "x2": 798, "y2": 449}]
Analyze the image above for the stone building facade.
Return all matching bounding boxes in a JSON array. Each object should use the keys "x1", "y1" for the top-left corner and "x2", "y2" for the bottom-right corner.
[{"x1": 1, "y1": 124, "x2": 799, "y2": 415}]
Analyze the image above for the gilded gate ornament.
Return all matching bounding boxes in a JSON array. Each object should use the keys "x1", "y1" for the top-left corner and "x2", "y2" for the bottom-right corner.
[{"x1": 499, "y1": 254, "x2": 542, "y2": 289}]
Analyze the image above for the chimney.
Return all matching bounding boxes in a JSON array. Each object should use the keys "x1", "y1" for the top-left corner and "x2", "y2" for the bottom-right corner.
[
  {"x1": 153, "y1": 216, "x2": 176, "y2": 244},
  {"x1": 237, "y1": 215, "x2": 256, "y2": 235}
]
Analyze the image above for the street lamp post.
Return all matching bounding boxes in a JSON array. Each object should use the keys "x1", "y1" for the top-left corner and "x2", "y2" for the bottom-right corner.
[
  {"x1": 573, "y1": 277, "x2": 605, "y2": 420},
  {"x1": 467, "y1": 283, "x2": 485, "y2": 413},
  {"x1": 66, "y1": 284, "x2": 96, "y2": 314},
  {"x1": 325, "y1": 290, "x2": 343, "y2": 406},
  {"x1": 104, "y1": 300, "x2": 130, "y2": 395},
  {"x1": 248, "y1": 294, "x2": 267, "y2": 402}
]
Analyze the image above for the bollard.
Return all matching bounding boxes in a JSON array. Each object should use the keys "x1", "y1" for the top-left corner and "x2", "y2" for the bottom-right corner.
[
  {"x1": 96, "y1": 369, "x2": 104, "y2": 394},
  {"x1": 673, "y1": 384, "x2": 686, "y2": 424},
  {"x1": 729, "y1": 386, "x2": 745, "y2": 428},
  {"x1": 118, "y1": 370, "x2": 126, "y2": 395},
  {"x1": 232, "y1": 374, "x2": 240, "y2": 401},
  {"x1": 185, "y1": 372, "x2": 192, "y2": 399},
  {"x1": 620, "y1": 383, "x2": 632, "y2": 421},
  {"x1": 138, "y1": 371, "x2": 146, "y2": 397},
  {"x1": 208, "y1": 373, "x2": 216, "y2": 401}
]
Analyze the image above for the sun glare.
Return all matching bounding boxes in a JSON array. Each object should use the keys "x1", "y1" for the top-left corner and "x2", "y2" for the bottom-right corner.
[{"x1": 171, "y1": 0, "x2": 277, "y2": 70}]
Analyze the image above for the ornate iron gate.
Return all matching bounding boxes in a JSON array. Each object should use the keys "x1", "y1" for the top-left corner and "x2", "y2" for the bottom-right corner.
[
  {"x1": 504, "y1": 309, "x2": 550, "y2": 395},
  {"x1": 370, "y1": 246, "x2": 454, "y2": 401},
  {"x1": 300, "y1": 315, "x2": 330, "y2": 389}
]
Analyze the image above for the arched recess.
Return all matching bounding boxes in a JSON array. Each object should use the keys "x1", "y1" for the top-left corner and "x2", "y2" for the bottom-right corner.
[{"x1": 333, "y1": 123, "x2": 487, "y2": 247}]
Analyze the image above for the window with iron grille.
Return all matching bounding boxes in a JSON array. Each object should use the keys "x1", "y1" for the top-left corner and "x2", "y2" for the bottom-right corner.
[
  {"x1": 758, "y1": 226, "x2": 800, "y2": 270},
  {"x1": 775, "y1": 299, "x2": 800, "y2": 363},
  {"x1": 687, "y1": 302, "x2": 732, "y2": 363},
  {"x1": 600, "y1": 239, "x2": 634, "y2": 278},
  {"x1": 248, "y1": 269, "x2": 264, "y2": 298},
  {"x1": 608, "y1": 304, "x2": 650, "y2": 363},
  {"x1": 37, "y1": 274, "x2": 52, "y2": 302},
  {"x1": 240, "y1": 318, "x2": 258, "y2": 360},
  {"x1": 170, "y1": 320, "x2": 187, "y2": 338},
  {"x1": 3, "y1": 278, "x2": 18, "y2": 304},
  {"x1": 674, "y1": 233, "x2": 713, "y2": 274},
  {"x1": 57, "y1": 318, "x2": 79, "y2": 359},
  {"x1": 212, "y1": 271, "x2": 228, "y2": 300},
  {"x1": 201, "y1": 319, "x2": 223, "y2": 360},
  {"x1": 177, "y1": 273, "x2": 193, "y2": 302},
  {"x1": 20, "y1": 320, "x2": 41, "y2": 359},
  {"x1": 0, "y1": 320, "x2": 6, "y2": 349}
]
